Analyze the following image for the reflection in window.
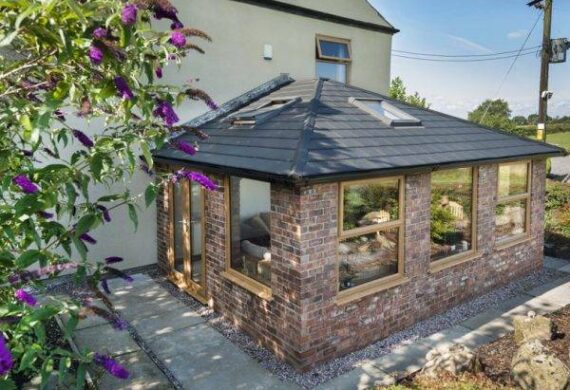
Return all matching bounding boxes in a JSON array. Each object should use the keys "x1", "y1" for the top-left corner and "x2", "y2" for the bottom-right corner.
[
  {"x1": 430, "y1": 168, "x2": 475, "y2": 262},
  {"x1": 496, "y1": 162, "x2": 531, "y2": 242},
  {"x1": 339, "y1": 178, "x2": 402, "y2": 292},
  {"x1": 316, "y1": 36, "x2": 351, "y2": 84},
  {"x1": 230, "y1": 177, "x2": 271, "y2": 286},
  {"x1": 316, "y1": 61, "x2": 347, "y2": 83}
]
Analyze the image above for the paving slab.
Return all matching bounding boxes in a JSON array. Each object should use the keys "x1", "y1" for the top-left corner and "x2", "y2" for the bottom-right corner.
[
  {"x1": 544, "y1": 256, "x2": 570, "y2": 271},
  {"x1": 74, "y1": 324, "x2": 140, "y2": 357},
  {"x1": 111, "y1": 287, "x2": 188, "y2": 321},
  {"x1": 526, "y1": 281, "x2": 570, "y2": 308},
  {"x1": 314, "y1": 362, "x2": 394, "y2": 390},
  {"x1": 105, "y1": 273, "x2": 155, "y2": 291},
  {"x1": 94, "y1": 351, "x2": 171, "y2": 390},
  {"x1": 498, "y1": 293, "x2": 563, "y2": 316},
  {"x1": 130, "y1": 305, "x2": 205, "y2": 341},
  {"x1": 560, "y1": 264, "x2": 570, "y2": 274}
]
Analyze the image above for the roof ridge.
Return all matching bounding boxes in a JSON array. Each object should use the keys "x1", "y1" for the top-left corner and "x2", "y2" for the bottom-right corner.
[
  {"x1": 288, "y1": 78, "x2": 324, "y2": 179},
  {"x1": 327, "y1": 79, "x2": 567, "y2": 156},
  {"x1": 169, "y1": 74, "x2": 295, "y2": 141}
]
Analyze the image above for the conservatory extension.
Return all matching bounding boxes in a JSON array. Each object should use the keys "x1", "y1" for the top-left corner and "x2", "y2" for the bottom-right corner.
[{"x1": 153, "y1": 76, "x2": 566, "y2": 371}]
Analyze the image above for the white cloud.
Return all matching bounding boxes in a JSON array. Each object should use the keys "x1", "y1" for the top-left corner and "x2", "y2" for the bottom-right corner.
[
  {"x1": 507, "y1": 30, "x2": 527, "y2": 40},
  {"x1": 445, "y1": 34, "x2": 493, "y2": 54}
]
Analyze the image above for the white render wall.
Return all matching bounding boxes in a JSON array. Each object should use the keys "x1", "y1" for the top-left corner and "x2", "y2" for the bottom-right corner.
[{"x1": 88, "y1": 0, "x2": 393, "y2": 269}]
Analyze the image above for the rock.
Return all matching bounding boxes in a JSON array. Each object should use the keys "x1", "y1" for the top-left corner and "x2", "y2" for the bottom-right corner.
[
  {"x1": 511, "y1": 340, "x2": 570, "y2": 390},
  {"x1": 420, "y1": 344, "x2": 482, "y2": 377},
  {"x1": 513, "y1": 312, "x2": 553, "y2": 345}
]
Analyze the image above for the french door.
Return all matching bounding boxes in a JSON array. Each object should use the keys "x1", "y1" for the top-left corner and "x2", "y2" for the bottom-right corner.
[{"x1": 169, "y1": 178, "x2": 207, "y2": 303}]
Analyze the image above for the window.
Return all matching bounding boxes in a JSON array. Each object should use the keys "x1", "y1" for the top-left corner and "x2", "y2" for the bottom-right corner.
[
  {"x1": 229, "y1": 177, "x2": 271, "y2": 288},
  {"x1": 230, "y1": 98, "x2": 299, "y2": 126},
  {"x1": 430, "y1": 168, "x2": 477, "y2": 264},
  {"x1": 496, "y1": 162, "x2": 531, "y2": 243},
  {"x1": 350, "y1": 98, "x2": 422, "y2": 127},
  {"x1": 316, "y1": 35, "x2": 351, "y2": 83},
  {"x1": 339, "y1": 177, "x2": 404, "y2": 297}
]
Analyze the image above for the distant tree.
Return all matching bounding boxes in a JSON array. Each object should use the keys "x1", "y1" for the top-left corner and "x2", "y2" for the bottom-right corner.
[
  {"x1": 527, "y1": 114, "x2": 539, "y2": 125},
  {"x1": 512, "y1": 116, "x2": 529, "y2": 126},
  {"x1": 468, "y1": 99, "x2": 514, "y2": 131},
  {"x1": 389, "y1": 77, "x2": 430, "y2": 109}
]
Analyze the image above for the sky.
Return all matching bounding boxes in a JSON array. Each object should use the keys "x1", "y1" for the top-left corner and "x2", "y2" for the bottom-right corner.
[{"x1": 370, "y1": 0, "x2": 570, "y2": 119}]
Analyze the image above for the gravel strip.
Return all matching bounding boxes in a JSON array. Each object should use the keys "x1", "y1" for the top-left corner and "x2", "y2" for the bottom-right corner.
[
  {"x1": 43, "y1": 266, "x2": 566, "y2": 389},
  {"x1": 149, "y1": 267, "x2": 565, "y2": 389}
]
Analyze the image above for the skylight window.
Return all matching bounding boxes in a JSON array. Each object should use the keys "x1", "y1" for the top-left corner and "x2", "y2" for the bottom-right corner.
[
  {"x1": 230, "y1": 97, "x2": 299, "y2": 126},
  {"x1": 350, "y1": 98, "x2": 422, "y2": 128}
]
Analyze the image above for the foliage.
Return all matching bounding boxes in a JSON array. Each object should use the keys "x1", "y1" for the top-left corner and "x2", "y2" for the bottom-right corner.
[
  {"x1": 389, "y1": 77, "x2": 430, "y2": 109},
  {"x1": 0, "y1": 0, "x2": 215, "y2": 387},
  {"x1": 430, "y1": 201, "x2": 456, "y2": 243},
  {"x1": 467, "y1": 99, "x2": 514, "y2": 131}
]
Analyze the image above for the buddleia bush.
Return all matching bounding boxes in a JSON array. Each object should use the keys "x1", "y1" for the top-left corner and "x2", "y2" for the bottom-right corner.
[{"x1": 0, "y1": 0, "x2": 217, "y2": 387}]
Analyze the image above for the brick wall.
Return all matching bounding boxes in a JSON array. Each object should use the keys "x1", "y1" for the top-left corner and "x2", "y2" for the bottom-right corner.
[{"x1": 155, "y1": 160, "x2": 547, "y2": 371}]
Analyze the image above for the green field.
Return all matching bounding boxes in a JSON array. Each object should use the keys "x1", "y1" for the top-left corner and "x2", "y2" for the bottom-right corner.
[{"x1": 545, "y1": 131, "x2": 570, "y2": 151}]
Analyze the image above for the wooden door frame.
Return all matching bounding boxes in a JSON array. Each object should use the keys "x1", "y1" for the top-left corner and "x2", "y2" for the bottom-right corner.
[{"x1": 167, "y1": 173, "x2": 208, "y2": 304}]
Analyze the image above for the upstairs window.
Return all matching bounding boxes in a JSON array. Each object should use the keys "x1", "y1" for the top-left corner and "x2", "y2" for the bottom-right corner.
[
  {"x1": 230, "y1": 98, "x2": 298, "y2": 126},
  {"x1": 316, "y1": 35, "x2": 351, "y2": 84},
  {"x1": 350, "y1": 98, "x2": 422, "y2": 128}
]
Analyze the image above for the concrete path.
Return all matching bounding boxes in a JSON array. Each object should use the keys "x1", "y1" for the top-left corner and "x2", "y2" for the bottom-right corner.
[
  {"x1": 316, "y1": 256, "x2": 570, "y2": 390},
  {"x1": 551, "y1": 155, "x2": 570, "y2": 182},
  {"x1": 72, "y1": 274, "x2": 296, "y2": 390}
]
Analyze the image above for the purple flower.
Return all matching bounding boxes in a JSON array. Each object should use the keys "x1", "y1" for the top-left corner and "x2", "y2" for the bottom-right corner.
[
  {"x1": 174, "y1": 170, "x2": 217, "y2": 191},
  {"x1": 23, "y1": 150, "x2": 33, "y2": 157},
  {"x1": 12, "y1": 175, "x2": 39, "y2": 194},
  {"x1": 120, "y1": 3, "x2": 137, "y2": 26},
  {"x1": 105, "y1": 256, "x2": 123, "y2": 264},
  {"x1": 104, "y1": 267, "x2": 134, "y2": 283},
  {"x1": 15, "y1": 289, "x2": 37, "y2": 307},
  {"x1": 0, "y1": 336, "x2": 14, "y2": 376},
  {"x1": 38, "y1": 211, "x2": 54, "y2": 219},
  {"x1": 171, "y1": 21, "x2": 183, "y2": 30},
  {"x1": 96, "y1": 205, "x2": 112, "y2": 223},
  {"x1": 169, "y1": 31, "x2": 186, "y2": 48},
  {"x1": 155, "y1": 67, "x2": 163, "y2": 79},
  {"x1": 153, "y1": 100, "x2": 179, "y2": 127},
  {"x1": 10, "y1": 263, "x2": 78, "y2": 285},
  {"x1": 114, "y1": 76, "x2": 134, "y2": 100},
  {"x1": 79, "y1": 233, "x2": 97, "y2": 245},
  {"x1": 206, "y1": 99, "x2": 219, "y2": 111},
  {"x1": 101, "y1": 279, "x2": 111, "y2": 295},
  {"x1": 173, "y1": 140, "x2": 196, "y2": 155},
  {"x1": 54, "y1": 109, "x2": 66, "y2": 121},
  {"x1": 93, "y1": 27, "x2": 107, "y2": 39},
  {"x1": 88, "y1": 46, "x2": 104, "y2": 65},
  {"x1": 140, "y1": 162, "x2": 154, "y2": 177},
  {"x1": 94, "y1": 353, "x2": 129, "y2": 379},
  {"x1": 153, "y1": 6, "x2": 182, "y2": 30},
  {"x1": 72, "y1": 129, "x2": 94, "y2": 148}
]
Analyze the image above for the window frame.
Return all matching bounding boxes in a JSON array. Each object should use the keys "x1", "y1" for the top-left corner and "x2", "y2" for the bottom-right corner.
[
  {"x1": 337, "y1": 176, "x2": 407, "y2": 304},
  {"x1": 350, "y1": 98, "x2": 423, "y2": 128},
  {"x1": 223, "y1": 176, "x2": 273, "y2": 300},
  {"x1": 429, "y1": 167, "x2": 479, "y2": 272},
  {"x1": 495, "y1": 161, "x2": 532, "y2": 248},
  {"x1": 316, "y1": 34, "x2": 352, "y2": 84}
]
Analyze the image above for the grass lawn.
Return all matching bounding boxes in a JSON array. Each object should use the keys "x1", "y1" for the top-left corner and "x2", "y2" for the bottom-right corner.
[{"x1": 545, "y1": 131, "x2": 570, "y2": 151}]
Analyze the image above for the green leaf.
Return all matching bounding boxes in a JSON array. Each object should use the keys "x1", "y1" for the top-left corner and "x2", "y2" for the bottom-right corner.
[
  {"x1": 16, "y1": 250, "x2": 43, "y2": 268},
  {"x1": 140, "y1": 140, "x2": 153, "y2": 170},
  {"x1": 64, "y1": 315, "x2": 78, "y2": 340},
  {"x1": 0, "y1": 251, "x2": 15, "y2": 267},
  {"x1": 58, "y1": 357, "x2": 71, "y2": 385},
  {"x1": 74, "y1": 214, "x2": 96, "y2": 237},
  {"x1": 72, "y1": 237, "x2": 87, "y2": 261},
  {"x1": 144, "y1": 185, "x2": 157, "y2": 208},
  {"x1": 19, "y1": 348, "x2": 37, "y2": 371},
  {"x1": 0, "y1": 378, "x2": 16, "y2": 390},
  {"x1": 0, "y1": 30, "x2": 18, "y2": 47},
  {"x1": 128, "y1": 204, "x2": 138, "y2": 231},
  {"x1": 75, "y1": 363, "x2": 86, "y2": 390},
  {"x1": 65, "y1": 0, "x2": 87, "y2": 24}
]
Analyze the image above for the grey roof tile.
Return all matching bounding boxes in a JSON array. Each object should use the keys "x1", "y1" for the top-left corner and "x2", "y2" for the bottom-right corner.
[{"x1": 154, "y1": 77, "x2": 566, "y2": 182}]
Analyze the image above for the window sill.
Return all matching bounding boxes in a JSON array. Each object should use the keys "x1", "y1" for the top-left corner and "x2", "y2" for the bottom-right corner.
[
  {"x1": 429, "y1": 251, "x2": 479, "y2": 273},
  {"x1": 336, "y1": 274, "x2": 409, "y2": 306},
  {"x1": 222, "y1": 270, "x2": 273, "y2": 301},
  {"x1": 496, "y1": 234, "x2": 531, "y2": 250}
]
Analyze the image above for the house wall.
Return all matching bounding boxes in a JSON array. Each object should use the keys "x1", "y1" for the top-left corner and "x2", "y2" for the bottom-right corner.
[
  {"x1": 155, "y1": 159, "x2": 547, "y2": 371},
  {"x1": 89, "y1": 0, "x2": 393, "y2": 270}
]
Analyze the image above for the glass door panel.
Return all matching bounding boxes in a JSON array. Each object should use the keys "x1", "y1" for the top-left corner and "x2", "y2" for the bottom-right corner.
[
  {"x1": 189, "y1": 181, "x2": 203, "y2": 285},
  {"x1": 172, "y1": 182, "x2": 187, "y2": 276}
]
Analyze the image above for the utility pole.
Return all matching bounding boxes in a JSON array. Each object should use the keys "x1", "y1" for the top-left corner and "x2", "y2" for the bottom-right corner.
[{"x1": 529, "y1": 0, "x2": 553, "y2": 142}]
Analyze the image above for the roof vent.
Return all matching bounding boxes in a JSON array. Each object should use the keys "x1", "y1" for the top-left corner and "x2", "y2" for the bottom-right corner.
[
  {"x1": 349, "y1": 97, "x2": 422, "y2": 127},
  {"x1": 230, "y1": 97, "x2": 300, "y2": 126}
]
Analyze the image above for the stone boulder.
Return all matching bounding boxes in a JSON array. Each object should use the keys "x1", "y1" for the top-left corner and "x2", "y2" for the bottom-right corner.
[
  {"x1": 513, "y1": 311, "x2": 553, "y2": 345},
  {"x1": 420, "y1": 344, "x2": 482, "y2": 377},
  {"x1": 511, "y1": 340, "x2": 570, "y2": 390}
]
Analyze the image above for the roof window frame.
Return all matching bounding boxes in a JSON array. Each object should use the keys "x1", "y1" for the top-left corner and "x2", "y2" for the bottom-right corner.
[
  {"x1": 316, "y1": 35, "x2": 352, "y2": 63},
  {"x1": 349, "y1": 97, "x2": 423, "y2": 128},
  {"x1": 229, "y1": 96, "x2": 301, "y2": 126}
]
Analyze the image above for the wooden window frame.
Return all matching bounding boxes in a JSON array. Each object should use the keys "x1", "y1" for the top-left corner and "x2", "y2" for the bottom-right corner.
[
  {"x1": 167, "y1": 167, "x2": 208, "y2": 304},
  {"x1": 495, "y1": 161, "x2": 532, "y2": 248},
  {"x1": 337, "y1": 176, "x2": 407, "y2": 305},
  {"x1": 429, "y1": 167, "x2": 479, "y2": 273},
  {"x1": 223, "y1": 176, "x2": 272, "y2": 301},
  {"x1": 316, "y1": 35, "x2": 352, "y2": 84}
]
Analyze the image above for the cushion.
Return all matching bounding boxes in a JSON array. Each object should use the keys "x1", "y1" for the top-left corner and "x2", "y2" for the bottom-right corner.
[
  {"x1": 249, "y1": 214, "x2": 270, "y2": 235},
  {"x1": 241, "y1": 239, "x2": 269, "y2": 259}
]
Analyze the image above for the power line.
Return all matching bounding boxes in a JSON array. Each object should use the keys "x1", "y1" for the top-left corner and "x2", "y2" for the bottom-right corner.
[
  {"x1": 479, "y1": 12, "x2": 543, "y2": 124},
  {"x1": 393, "y1": 45, "x2": 542, "y2": 58},
  {"x1": 393, "y1": 50, "x2": 540, "y2": 63}
]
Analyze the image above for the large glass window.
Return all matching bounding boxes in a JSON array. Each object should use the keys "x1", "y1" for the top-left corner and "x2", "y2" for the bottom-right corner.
[
  {"x1": 316, "y1": 35, "x2": 351, "y2": 84},
  {"x1": 229, "y1": 177, "x2": 271, "y2": 286},
  {"x1": 339, "y1": 177, "x2": 403, "y2": 292},
  {"x1": 430, "y1": 168, "x2": 476, "y2": 263},
  {"x1": 496, "y1": 162, "x2": 531, "y2": 242}
]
